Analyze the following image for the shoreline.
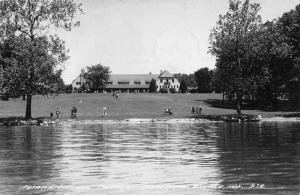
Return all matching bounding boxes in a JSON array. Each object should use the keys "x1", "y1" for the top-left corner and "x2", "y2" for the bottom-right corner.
[
  {"x1": 1, "y1": 93, "x2": 299, "y2": 126},
  {"x1": 1, "y1": 114, "x2": 299, "y2": 127}
]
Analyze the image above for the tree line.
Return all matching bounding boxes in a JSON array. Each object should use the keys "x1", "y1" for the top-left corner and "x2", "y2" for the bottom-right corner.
[
  {"x1": 209, "y1": 0, "x2": 300, "y2": 112},
  {"x1": 1, "y1": 0, "x2": 299, "y2": 119}
]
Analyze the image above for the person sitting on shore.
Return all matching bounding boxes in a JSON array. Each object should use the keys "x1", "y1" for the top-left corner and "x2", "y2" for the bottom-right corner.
[
  {"x1": 71, "y1": 107, "x2": 77, "y2": 118},
  {"x1": 50, "y1": 112, "x2": 54, "y2": 118},
  {"x1": 191, "y1": 106, "x2": 196, "y2": 114},
  {"x1": 195, "y1": 106, "x2": 199, "y2": 114},
  {"x1": 164, "y1": 107, "x2": 173, "y2": 115}
]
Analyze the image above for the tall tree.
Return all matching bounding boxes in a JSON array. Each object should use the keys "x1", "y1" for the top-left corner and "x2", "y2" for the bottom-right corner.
[
  {"x1": 254, "y1": 20, "x2": 294, "y2": 109},
  {"x1": 0, "y1": 0, "x2": 82, "y2": 118},
  {"x1": 85, "y1": 64, "x2": 110, "y2": 92},
  {"x1": 149, "y1": 78, "x2": 157, "y2": 93},
  {"x1": 173, "y1": 73, "x2": 196, "y2": 88},
  {"x1": 194, "y1": 67, "x2": 214, "y2": 93},
  {"x1": 179, "y1": 80, "x2": 188, "y2": 93},
  {"x1": 277, "y1": 5, "x2": 300, "y2": 109},
  {"x1": 209, "y1": 0, "x2": 269, "y2": 114}
]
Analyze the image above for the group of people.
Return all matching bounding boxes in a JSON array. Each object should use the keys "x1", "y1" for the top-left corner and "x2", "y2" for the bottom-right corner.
[
  {"x1": 49, "y1": 105, "x2": 203, "y2": 119},
  {"x1": 191, "y1": 106, "x2": 202, "y2": 115},
  {"x1": 50, "y1": 106, "x2": 107, "y2": 119},
  {"x1": 50, "y1": 108, "x2": 60, "y2": 119},
  {"x1": 112, "y1": 91, "x2": 119, "y2": 99}
]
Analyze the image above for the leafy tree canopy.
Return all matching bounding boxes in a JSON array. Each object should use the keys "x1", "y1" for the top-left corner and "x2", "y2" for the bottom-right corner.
[
  {"x1": 179, "y1": 80, "x2": 188, "y2": 93},
  {"x1": 0, "y1": 0, "x2": 82, "y2": 118},
  {"x1": 149, "y1": 78, "x2": 157, "y2": 93},
  {"x1": 209, "y1": 0, "x2": 270, "y2": 113},
  {"x1": 194, "y1": 67, "x2": 214, "y2": 93},
  {"x1": 84, "y1": 64, "x2": 111, "y2": 92}
]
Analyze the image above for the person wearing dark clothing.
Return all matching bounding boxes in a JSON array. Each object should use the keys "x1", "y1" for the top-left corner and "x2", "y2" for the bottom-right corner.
[
  {"x1": 55, "y1": 108, "x2": 60, "y2": 119},
  {"x1": 71, "y1": 107, "x2": 78, "y2": 118}
]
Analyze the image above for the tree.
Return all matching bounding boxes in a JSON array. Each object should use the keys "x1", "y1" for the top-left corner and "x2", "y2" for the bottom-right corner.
[
  {"x1": 0, "y1": 0, "x2": 82, "y2": 119},
  {"x1": 253, "y1": 20, "x2": 295, "y2": 109},
  {"x1": 209, "y1": 0, "x2": 269, "y2": 114},
  {"x1": 84, "y1": 64, "x2": 110, "y2": 92},
  {"x1": 174, "y1": 73, "x2": 196, "y2": 88},
  {"x1": 149, "y1": 78, "x2": 157, "y2": 93},
  {"x1": 1, "y1": 35, "x2": 67, "y2": 97},
  {"x1": 194, "y1": 67, "x2": 214, "y2": 93},
  {"x1": 179, "y1": 80, "x2": 188, "y2": 93},
  {"x1": 276, "y1": 5, "x2": 300, "y2": 109},
  {"x1": 64, "y1": 84, "x2": 73, "y2": 94}
]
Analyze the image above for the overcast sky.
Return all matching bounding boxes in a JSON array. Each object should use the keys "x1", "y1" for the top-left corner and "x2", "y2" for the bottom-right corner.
[{"x1": 57, "y1": 0, "x2": 300, "y2": 84}]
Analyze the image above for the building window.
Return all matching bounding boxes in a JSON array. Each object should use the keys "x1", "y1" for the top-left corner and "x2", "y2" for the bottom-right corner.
[
  {"x1": 172, "y1": 79, "x2": 174, "y2": 83},
  {"x1": 76, "y1": 82, "x2": 81, "y2": 85},
  {"x1": 118, "y1": 82, "x2": 129, "y2": 85},
  {"x1": 160, "y1": 79, "x2": 163, "y2": 83},
  {"x1": 145, "y1": 81, "x2": 150, "y2": 84},
  {"x1": 105, "y1": 82, "x2": 113, "y2": 85},
  {"x1": 134, "y1": 81, "x2": 141, "y2": 85}
]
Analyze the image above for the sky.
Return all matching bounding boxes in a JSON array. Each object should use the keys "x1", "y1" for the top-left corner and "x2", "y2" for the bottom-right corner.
[{"x1": 57, "y1": 0, "x2": 300, "y2": 84}]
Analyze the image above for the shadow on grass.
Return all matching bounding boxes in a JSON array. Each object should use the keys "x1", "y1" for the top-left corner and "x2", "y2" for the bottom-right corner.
[{"x1": 200, "y1": 99, "x2": 300, "y2": 113}]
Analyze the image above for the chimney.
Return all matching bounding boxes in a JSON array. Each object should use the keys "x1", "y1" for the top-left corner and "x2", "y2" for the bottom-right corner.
[{"x1": 81, "y1": 68, "x2": 85, "y2": 75}]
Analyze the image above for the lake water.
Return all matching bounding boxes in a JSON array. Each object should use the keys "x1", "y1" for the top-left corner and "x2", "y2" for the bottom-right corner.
[{"x1": 0, "y1": 121, "x2": 300, "y2": 195}]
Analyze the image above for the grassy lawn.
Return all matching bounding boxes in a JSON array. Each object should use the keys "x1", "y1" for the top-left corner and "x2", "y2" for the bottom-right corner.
[{"x1": 0, "y1": 93, "x2": 296, "y2": 120}]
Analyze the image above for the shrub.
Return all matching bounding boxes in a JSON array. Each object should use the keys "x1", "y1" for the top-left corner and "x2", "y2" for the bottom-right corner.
[
  {"x1": 160, "y1": 88, "x2": 168, "y2": 93},
  {"x1": 189, "y1": 88, "x2": 197, "y2": 93},
  {"x1": 169, "y1": 87, "x2": 176, "y2": 93}
]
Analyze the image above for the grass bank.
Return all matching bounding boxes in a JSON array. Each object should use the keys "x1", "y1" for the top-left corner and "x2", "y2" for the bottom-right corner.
[{"x1": 0, "y1": 93, "x2": 298, "y2": 121}]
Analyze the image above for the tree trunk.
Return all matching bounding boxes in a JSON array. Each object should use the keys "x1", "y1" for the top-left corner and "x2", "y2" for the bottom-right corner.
[
  {"x1": 25, "y1": 94, "x2": 32, "y2": 119},
  {"x1": 222, "y1": 92, "x2": 225, "y2": 105},
  {"x1": 272, "y1": 95, "x2": 278, "y2": 110},
  {"x1": 252, "y1": 95, "x2": 255, "y2": 109},
  {"x1": 236, "y1": 94, "x2": 242, "y2": 116}
]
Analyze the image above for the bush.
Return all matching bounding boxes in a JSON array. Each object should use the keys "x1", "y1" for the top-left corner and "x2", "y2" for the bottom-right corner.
[
  {"x1": 169, "y1": 88, "x2": 176, "y2": 93},
  {"x1": 160, "y1": 88, "x2": 168, "y2": 93},
  {"x1": 189, "y1": 88, "x2": 197, "y2": 93},
  {"x1": 1, "y1": 93, "x2": 9, "y2": 101},
  {"x1": 65, "y1": 84, "x2": 73, "y2": 93}
]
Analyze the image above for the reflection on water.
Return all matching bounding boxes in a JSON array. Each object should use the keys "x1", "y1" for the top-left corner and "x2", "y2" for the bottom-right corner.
[{"x1": 0, "y1": 122, "x2": 299, "y2": 194}]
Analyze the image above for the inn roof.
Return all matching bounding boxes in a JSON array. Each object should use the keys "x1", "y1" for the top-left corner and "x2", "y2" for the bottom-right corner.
[{"x1": 108, "y1": 74, "x2": 159, "y2": 82}]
